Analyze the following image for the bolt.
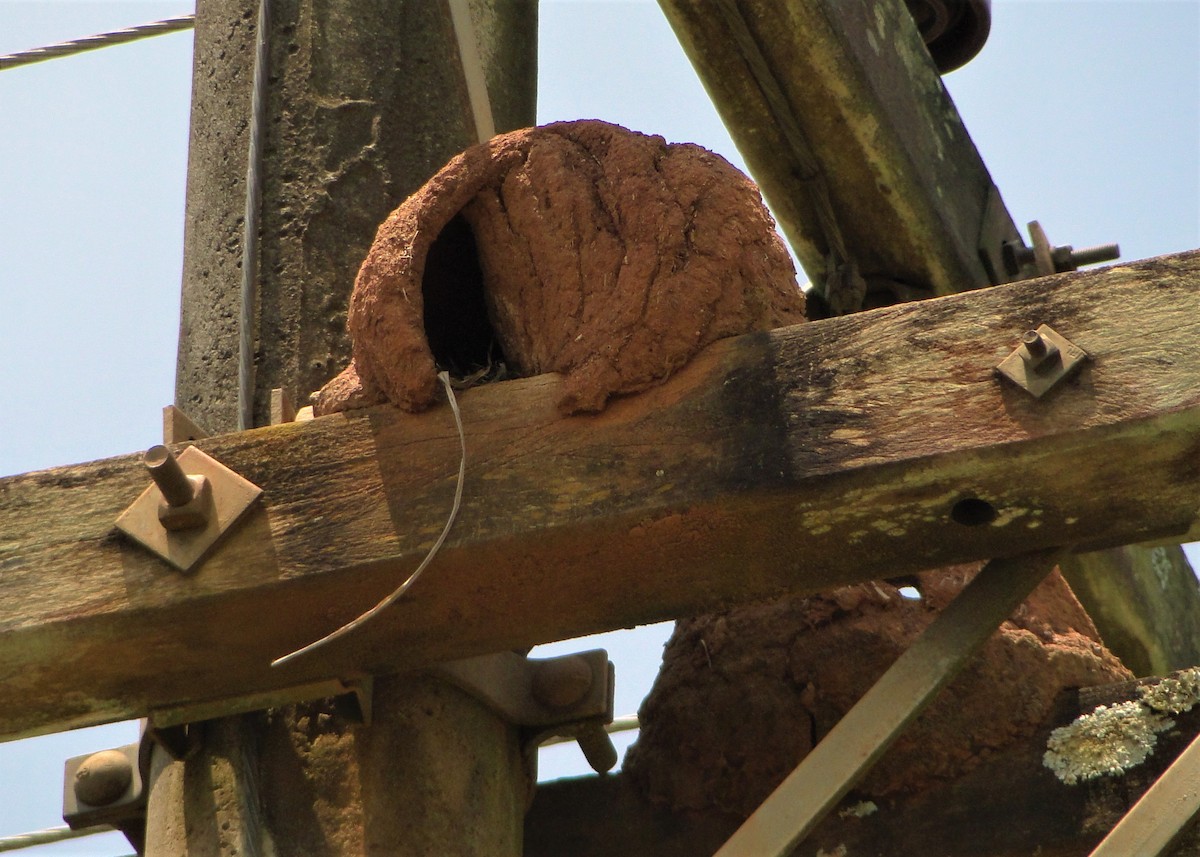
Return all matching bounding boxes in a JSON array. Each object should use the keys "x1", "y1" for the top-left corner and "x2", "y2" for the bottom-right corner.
[
  {"x1": 145, "y1": 445, "x2": 212, "y2": 530},
  {"x1": 1002, "y1": 240, "x2": 1034, "y2": 276},
  {"x1": 1007, "y1": 239, "x2": 1120, "y2": 276},
  {"x1": 575, "y1": 722, "x2": 618, "y2": 774},
  {"x1": 531, "y1": 655, "x2": 594, "y2": 711},
  {"x1": 1018, "y1": 329, "x2": 1059, "y2": 371},
  {"x1": 74, "y1": 749, "x2": 132, "y2": 807},
  {"x1": 145, "y1": 445, "x2": 197, "y2": 507},
  {"x1": 1054, "y1": 242, "x2": 1121, "y2": 272}
]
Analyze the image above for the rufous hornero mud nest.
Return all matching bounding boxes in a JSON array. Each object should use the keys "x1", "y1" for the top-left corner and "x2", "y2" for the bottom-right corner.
[
  {"x1": 314, "y1": 120, "x2": 806, "y2": 416},
  {"x1": 623, "y1": 564, "x2": 1132, "y2": 816}
]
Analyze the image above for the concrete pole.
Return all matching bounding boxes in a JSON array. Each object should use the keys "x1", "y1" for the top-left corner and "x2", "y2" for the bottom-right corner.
[
  {"x1": 148, "y1": 1, "x2": 536, "y2": 853},
  {"x1": 174, "y1": 0, "x2": 535, "y2": 431}
]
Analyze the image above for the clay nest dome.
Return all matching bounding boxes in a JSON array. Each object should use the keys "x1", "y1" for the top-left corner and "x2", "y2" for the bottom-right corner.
[
  {"x1": 623, "y1": 564, "x2": 1132, "y2": 817},
  {"x1": 315, "y1": 120, "x2": 807, "y2": 416}
]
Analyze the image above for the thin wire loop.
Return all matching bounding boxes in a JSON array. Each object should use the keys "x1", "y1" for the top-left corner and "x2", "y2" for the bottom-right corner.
[{"x1": 272, "y1": 372, "x2": 467, "y2": 668}]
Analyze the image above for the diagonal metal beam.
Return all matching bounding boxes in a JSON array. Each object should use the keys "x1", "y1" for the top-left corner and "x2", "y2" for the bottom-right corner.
[
  {"x1": 714, "y1": 550, "x2": 1061, "y2": 856},
  {"x1": 1090, "y1": 730, "x2": 1200, "y2": 856}
]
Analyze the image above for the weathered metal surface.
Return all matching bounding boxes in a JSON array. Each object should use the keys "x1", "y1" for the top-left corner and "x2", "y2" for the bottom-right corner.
[
  {"x1": 995, "y1": 324, "x2": 1088, "y2": 399},
  {"x1": 115, "y1": 445, "x2": 262, "y2": 572}
]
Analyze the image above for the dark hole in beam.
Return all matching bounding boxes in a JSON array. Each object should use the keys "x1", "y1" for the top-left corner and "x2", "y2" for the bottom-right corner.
[
  {"x1": 950, "y1": 497, "x2": 998, "y2": 526},
  {"x1": 422, "y1": 213, "x2": 507, "y2": 380}
]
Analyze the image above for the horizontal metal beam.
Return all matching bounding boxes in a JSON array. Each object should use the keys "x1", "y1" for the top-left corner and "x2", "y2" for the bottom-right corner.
[{"x1": 2, "y1": 250, "x2": 1199, "y2": 741}]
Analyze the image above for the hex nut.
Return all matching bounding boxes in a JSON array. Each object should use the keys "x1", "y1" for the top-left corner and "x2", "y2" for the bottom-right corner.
[{"x1": 157, "y1": 474, "x2": 213, "y2": 531}]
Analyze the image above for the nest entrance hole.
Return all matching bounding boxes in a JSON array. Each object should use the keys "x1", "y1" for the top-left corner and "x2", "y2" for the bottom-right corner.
[{"x1": 422, "y1": 213, "x2": 508, "y2": 383}]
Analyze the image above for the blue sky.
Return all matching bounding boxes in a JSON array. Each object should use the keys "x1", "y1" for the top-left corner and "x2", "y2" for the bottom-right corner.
[{"x1": 1, "y1": 1, "x2": 1198, "y2": 853}]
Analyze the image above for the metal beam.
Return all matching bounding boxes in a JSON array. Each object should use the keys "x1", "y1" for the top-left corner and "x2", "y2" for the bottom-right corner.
[
  {"x1": 1090, "y1": 731, "x2": 1200, "y2": 856},
  {"x1": 715, "y1": 551, "x2": 1060, "y2": 856}
]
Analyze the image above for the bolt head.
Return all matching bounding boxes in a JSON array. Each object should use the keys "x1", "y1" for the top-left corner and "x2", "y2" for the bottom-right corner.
[
  {"x1": 1017, "y1": 329, "x2": 1059, "y2": 371},
  {"x1": 74, "y1": 749, "x2": 132, "y2": 807}
]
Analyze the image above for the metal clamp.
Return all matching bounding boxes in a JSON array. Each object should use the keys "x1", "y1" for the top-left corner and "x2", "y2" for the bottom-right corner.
[
  {"x1": 115, "y1": 444, "x2": 263, "y2": 572},
  {"x1": 996, "y1": 323, "x2": 1088, "y2": 398},
  {"x1": 436, "y1": 650, "x2": 617, "y2": 776},
  {"x1": 63, "y1": 743, "x2": 147, "y2": 855}
]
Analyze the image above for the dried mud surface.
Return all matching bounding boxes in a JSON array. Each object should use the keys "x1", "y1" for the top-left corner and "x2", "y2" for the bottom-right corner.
[
  {"x1": 315, "y1": 120, "x2": 806, "y2": 416},
  {"x1": 624, "y1": 565, "x2": 1133, "y2": 817}
]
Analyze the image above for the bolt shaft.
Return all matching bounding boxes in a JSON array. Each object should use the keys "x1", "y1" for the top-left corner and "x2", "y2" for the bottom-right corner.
[
  {"x1": 1069, "y1": 243, "x2": 1120, "y2": 268},
  {"x1": 1021, "y1": 330, "x2": 1047, "y2": 358},
  {"x1": 576, "y1": 722, "x2": 618, "y2": 774},
  {"x1": 144, "y1": 445, "x2": 196, "y2": 507}
]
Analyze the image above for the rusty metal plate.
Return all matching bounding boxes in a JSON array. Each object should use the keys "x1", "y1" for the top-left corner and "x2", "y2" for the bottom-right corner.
[
  {"x1": 115, "y1": 446, "x2": 262, "y2": 573},
  {"x1": 996, "y1": 323, "x2": 1088, "y2": 398}
]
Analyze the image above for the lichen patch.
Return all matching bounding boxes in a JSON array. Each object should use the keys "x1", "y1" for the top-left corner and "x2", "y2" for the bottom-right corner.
[
  {"x1": 1140, "y1": 666, "x2": 1200, "y2": 715},
  {"x1": 1044, "y1": 700, "x2": 1174, "y2": 785},
  {"x1": 838, "y1": 800, "x2": 878, "y2": 819}
]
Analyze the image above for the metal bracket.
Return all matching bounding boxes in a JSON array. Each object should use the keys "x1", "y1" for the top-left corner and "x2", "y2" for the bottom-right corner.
[
  {"x1": 115, "y1": 444, "x2": 262, "y2": 573},
  {"x1": 148, "y1": 675, "x2": 374, "y2": 734},
  {"x1": 996, "y1": 323, "x2": 1088, "y2": 398},
  {"x1": 63, "y1": 743, "x2": 147, "y2": 855},
  {"x1": 162, "y1": 404, "x2": 210, "y2": 445},
  {"x1": 270, "y1": 387, "x2": 315, "y2": 424},
  {"x1": 436, "y1": 650, "x2": 617, "y2": 775},
  {"x1": 976, "y1": 183, "x2": 1024, "y2": 285}
]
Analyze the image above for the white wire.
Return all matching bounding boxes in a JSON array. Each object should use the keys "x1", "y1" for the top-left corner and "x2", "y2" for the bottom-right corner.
[
  {"x1": 0, "y1": 14, "x2": 195, "y2": 72},
  {"x1": 446, "y1": 0, "x2": 495, "y2": 143},
  {"x1": 539, "y1": 715, "x2": 641, "y2": 747},
  {"x1": 272, "y1": 372, "x2": 467, "y2": 667}
]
